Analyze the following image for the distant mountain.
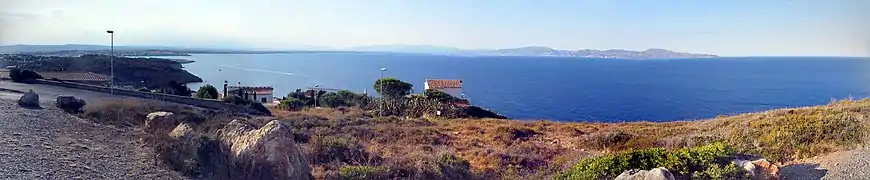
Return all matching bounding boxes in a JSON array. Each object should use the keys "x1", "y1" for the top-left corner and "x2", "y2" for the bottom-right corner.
[
  {"x1": 2, "y1": 44, "x2": 718, "y2": 59},
  {"x1": 347, "y1": 45, "x2": 718, "y2": 59},
  {"x1": 347, "y1": 45, "x2": 463, "y2": 55}
]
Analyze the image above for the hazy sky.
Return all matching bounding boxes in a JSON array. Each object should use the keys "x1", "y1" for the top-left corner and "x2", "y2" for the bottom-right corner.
[{"x1": 1, "y1": 0, "x2": 868, "y2": 56}]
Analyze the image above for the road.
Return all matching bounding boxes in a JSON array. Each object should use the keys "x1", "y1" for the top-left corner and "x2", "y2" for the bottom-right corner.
[{"x1": 0, "y1": 80, "x2": 135, "y2": 103}]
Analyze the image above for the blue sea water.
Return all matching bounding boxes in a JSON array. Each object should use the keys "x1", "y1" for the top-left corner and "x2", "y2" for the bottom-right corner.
[{"x1": 177, "y1": 53, "x2": 870, "y2": 122}]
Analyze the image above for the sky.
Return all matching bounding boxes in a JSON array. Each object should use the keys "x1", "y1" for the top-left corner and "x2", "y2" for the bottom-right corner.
[{"x1": 0, "y1": 0, "x2": 868, "y2": 56}]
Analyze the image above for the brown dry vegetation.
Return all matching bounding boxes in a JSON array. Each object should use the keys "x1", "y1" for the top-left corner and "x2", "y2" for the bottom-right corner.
[
  {"x1": 268, "y1": 98, "x2": 869, "y2": 179},
  {"x1": 79, "y1": 98, "x2": 870, "y2": 179}
]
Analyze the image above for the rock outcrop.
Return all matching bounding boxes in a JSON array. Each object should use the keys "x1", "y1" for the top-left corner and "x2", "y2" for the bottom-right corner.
[
  {"x1": 615, "y1": 167, "x2": 676, "y2": 180},
  {"x1": 145, "y1": 112, "x2": 180, "y2": 135},
  {"x1": 734, "y1": 159, "x2": 780, "y2": 180},
  {"x1": 217, "y1": 119, "x2": 312, "y2": 180},
  {"x1": 56, "y1": 95, "x2": 86, "y2": 112},
  {"x1": 17, "y1": 89, "x2": 39, "y2": 108}
]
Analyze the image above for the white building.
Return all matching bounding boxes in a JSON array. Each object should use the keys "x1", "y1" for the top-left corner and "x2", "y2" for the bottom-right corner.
[
  {"x1": 424, "y1": 79, "x2": 464, "y2": 99},
  {"x1": 226, "y1": 86, "x2": 274, "y2": 104}
]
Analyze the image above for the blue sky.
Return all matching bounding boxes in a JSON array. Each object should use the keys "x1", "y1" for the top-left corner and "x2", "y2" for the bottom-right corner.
[{"x1": 1, "y1": 0, "x2": 868, "y2": 56}]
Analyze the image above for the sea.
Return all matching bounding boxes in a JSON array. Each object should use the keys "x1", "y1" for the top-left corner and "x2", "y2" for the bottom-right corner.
[{"x1": 170, "y1": 52, "x2": 870, "y2": 122}]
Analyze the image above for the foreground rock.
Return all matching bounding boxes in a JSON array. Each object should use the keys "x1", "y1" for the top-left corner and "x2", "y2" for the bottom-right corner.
[
  {"x1": 734, "y1": 159, "x2": 780, "y2": 180},
  {"x1": 218, "y1": 119, "x2": 312, "y2": 180},
  {"x1": 56, "y1": 95, "x2": 86, "y2": 112},
  {"x1": 17, "y1": 89, "x2": 39, "y2": 108},
  {"x1": 145, "y1": 112, "x2": 180, "y2": 135},
  {"x1": 615, "y1": 167, "x2": 676, "y2": 180}
]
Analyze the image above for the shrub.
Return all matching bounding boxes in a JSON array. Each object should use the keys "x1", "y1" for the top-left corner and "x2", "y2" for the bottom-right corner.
[
  {"x1": 9, "y1": 68, "x2": 41, "y2": 82},
  {"x1": 195, "y1": 84, "x2": 219, "y2": 99},
  {"x1": 727, "y1": 108, "x2": 866, "y2": 162},
  {"x1": 424, "y1": 89, "x2": 457, "y2": 103},
  {"x1": 557, "y1": 142, "x2": 748, "y2": 180},
  {"x1": 306, "y1": 136, "x2": 368, "y2": 164},
  {"x1": 222, "y1": 95, "x2": 271, "y2": 115},
  {"x1": 319, "y1": 92, "x2": 346, "y2": 108},
  {"x1": 338, "y1": 165, "x2": 388, "y2": 180},
  {"x1": 279, "y1": 97, "x2": 306, "y2": 111}
]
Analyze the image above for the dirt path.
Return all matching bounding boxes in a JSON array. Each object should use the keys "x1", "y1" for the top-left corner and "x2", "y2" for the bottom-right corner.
[
  {"x1": 780, "y1": 145, "x2": 870, "y2": 180},
  {"x1": 0, "y1": 98, "x2": 186, "y2": 179}
]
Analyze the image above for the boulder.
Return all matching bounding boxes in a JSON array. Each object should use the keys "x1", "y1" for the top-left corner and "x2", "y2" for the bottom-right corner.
[
  {"x1": 733, "y1": 159, "x2": 779, "y2": 180},
  {"x1": 751, "y1": 159, "x2": 780, "y2": 180},
  {"x1": 56, "y1": 95, "x2": 86, "y2": 112},
  {"x1": 169, "y1": 122, "x2": 197, "y2": 140},
  {"x1": 218, "y1": 119, "x2": 312, "y2": 180},
  {"x1": 145, "y1": 112, "x2": 180, "y2": 135},
  {"x1": 17, "y1": 89, "x2": 39, "y2": 107},
  {"x1": 733, "y1": 159, "x2": 757, "y2": 177},
  {"x1": 615, "y1": 167, "x2": 675, "y2": 180}
]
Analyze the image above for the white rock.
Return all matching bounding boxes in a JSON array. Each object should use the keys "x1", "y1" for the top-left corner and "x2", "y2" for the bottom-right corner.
[
  {"x1": 615, "y1": 167, "x2": 675, "y2": 180},
  {"x1": 144, "y1": 112, "x2": 178, "y2": 135},
  {"x1": 218, "y1": 119, "x2": 312, "y2": 180}
]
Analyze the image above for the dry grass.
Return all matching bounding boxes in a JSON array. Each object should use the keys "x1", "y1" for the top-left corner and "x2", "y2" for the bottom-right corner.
[
  {"x1": 78, "y1": 99, "x2": 870, "y2": 179},
  {"x1": 268, "y1": 99, "x2": 870, "y2": 179}
]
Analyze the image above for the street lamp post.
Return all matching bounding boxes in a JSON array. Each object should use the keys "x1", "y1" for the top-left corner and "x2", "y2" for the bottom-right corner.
[
  {"x1": 313, "y1": 84, "x2": 320, "y2": 107},
  {"x1": 106, "y1": 30, "x2": 115, "y2": 94},
  {"x1": 379, "y1": 68, "x2": 387, "y2": 79}
]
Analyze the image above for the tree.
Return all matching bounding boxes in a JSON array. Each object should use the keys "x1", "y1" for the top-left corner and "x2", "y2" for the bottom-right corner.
[
  {"x1": 318, "y1": 92, "x2": 346, "y2": 108},
  {"x1": 424, "y1": 89, "x2": 457, "y2": 103},
  {"x1": 195, "y1": 84, "x2": 219, "y2": 99},
  {"x1": 164, "y1": 81, "x2": 192, "y2": 96},
  {"x1": 374, "y1": 78, "x2": 413, "y2": 98}
]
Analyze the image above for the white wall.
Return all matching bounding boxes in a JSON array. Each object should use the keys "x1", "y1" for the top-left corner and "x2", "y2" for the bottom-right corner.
[{"x1": 439, "y1": 88, "x2": 463, "y2": 99}]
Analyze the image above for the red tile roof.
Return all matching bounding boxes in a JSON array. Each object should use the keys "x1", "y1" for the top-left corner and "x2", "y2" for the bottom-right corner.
[
  {"x1": 426, "y1": 79, "x2": 462, "y2": 89},
  {"x1": 37, "y1": 71, "x2": 109, "y2": 82}
]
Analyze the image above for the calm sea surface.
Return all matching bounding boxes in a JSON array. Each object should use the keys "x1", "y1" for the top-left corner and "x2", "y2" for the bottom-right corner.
[{"x1": 175, "y1": 53, "x2": 870, "y2": 122}]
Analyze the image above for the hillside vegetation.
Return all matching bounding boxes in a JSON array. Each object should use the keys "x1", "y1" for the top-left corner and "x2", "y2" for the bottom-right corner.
[{"x1": 79, "y1": 97, "x2": 869, "y2": 179}]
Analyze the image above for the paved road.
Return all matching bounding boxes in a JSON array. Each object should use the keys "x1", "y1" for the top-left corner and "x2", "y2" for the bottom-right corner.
[{"x1": 0, "y1": 80, "x2": 131, "y2": 103}]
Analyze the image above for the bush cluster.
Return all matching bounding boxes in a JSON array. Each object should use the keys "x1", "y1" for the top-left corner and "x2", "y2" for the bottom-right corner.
[
  {"x1": 557, "y1": 142, "x2": 749, "y2": 180},
  {"x1": 222, "y1": 95, "x2": 271, "y2": 115}
]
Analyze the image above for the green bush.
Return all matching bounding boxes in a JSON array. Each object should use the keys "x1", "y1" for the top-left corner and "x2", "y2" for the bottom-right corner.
[
  {"x1": 195, "y1": 84, "x2": 219, "y2": 99},
  {"x1": 424, "y1": 89, "x2": 457, "y2": 103},
  {"x1": 279, "y1": 97, "x2": 305, "y2": 111},
  {"x1": 221, "y1": 95, "x2": 271, "y2": 115},
  {"x1": 338, "y1": 165, "x2": 388, "y2": 180},
  {"x1": 557, "y1": 142, "x2": 748, "y2": 180},
  {"x1": 319, "y1": 92, "x2": 346, "y2": 108}
]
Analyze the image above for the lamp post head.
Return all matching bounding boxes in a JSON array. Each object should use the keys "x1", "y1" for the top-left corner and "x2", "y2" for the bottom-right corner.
[
  {"x1": 106, "y1": 30, "x2": 114, "y2": 33},
  {"x1": 380, "y1": 68, "x2": 387, "y2": 71}
]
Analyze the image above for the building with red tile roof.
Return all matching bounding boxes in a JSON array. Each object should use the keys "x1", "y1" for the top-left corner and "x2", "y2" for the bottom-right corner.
[{"x1": 425, "y1": 79, "x2": 465, "y2": 99}]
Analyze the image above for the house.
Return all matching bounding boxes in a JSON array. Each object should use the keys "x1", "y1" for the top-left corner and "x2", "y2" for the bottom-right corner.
[
  {"x1": 36, "y1": 71, "x2": 110, "y2": 86},
  {"x1": 226, "y1": 86, "x2": 274, "y2": 104},
  {"x1": 424, "y1": 79, "x2": 465, "y2": 99}
]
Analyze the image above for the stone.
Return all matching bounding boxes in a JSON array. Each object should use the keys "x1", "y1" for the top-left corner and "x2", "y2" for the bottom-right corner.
[
  {"x1": 144, "y1": 112, "x2": 179, "y2": 135},
  {"x1": 615, "y1": 167, "x2": 676, "y2": 180},
  {"x1": 17, "y1": 89, "x2": 39, "y2": 107},
  {"x1": 56, "y1": 95, "x2": 86, "y2": 112},
  {"x1": 751, "y1": 159, "x2": 780, "y2": 180},
  {"x1": 734, "y1": 159, "x2": 757, "y2": 177},
  {"x1": 218, "y1": 119, "x2": 312, "y2": 180},
  {"x1": 169, "y1": 122, "x2": 197, "y2": 140}
]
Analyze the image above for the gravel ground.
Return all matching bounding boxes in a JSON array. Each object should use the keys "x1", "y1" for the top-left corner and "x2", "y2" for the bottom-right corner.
[
  {"x1": 780, "y1": 145, "x2": 870, "y2": 180},
  {"x1": 0, "y1": 98, "x2": 187, "y2": 179}
]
